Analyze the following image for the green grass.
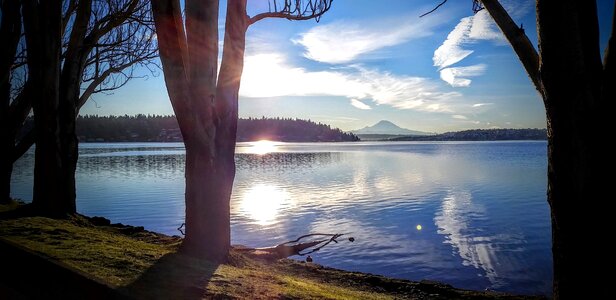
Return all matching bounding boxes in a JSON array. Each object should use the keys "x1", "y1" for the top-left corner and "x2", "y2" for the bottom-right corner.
[
  {"x1": 279, "y1": 276, "x2": 393, "y2": 300},
  {"x1": 0, "y1": 199, "x2": 22, "y2": 213},
  {"x1": 0, "y1": 216, "x2": 178, "y2": 286}
]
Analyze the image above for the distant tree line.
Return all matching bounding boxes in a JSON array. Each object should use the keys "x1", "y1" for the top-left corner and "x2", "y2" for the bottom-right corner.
[
  {"x1": 237, "y1": 117, "x2": 359, "y2": 142},
  {"x1": 389, "y1": 128, "x2": 547, "y2": 141},
  {"x1": 73, "y1": 115, "x2": 359, "y2": 142}
]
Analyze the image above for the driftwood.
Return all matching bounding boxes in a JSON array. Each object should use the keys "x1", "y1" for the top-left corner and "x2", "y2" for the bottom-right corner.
[
  {"x1": 237, "y1": 233, "x2": 353, "y2": 260},
  {"x1": 178, "y1": 223, "x2": 353, "y2": 260}
]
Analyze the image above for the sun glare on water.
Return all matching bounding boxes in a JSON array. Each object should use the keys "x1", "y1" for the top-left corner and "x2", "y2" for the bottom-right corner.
[
  {"x1": 247, "y1": 140, "x2": 278, "y2": 155},
  {"x1": 239, "y1": 184, "x2": 290, "y2": 225}
]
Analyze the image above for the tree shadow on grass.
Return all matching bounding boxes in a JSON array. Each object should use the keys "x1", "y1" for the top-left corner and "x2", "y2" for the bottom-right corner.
[{"x1": 120, "y1": 252, "x2": 220, "y2": 300}]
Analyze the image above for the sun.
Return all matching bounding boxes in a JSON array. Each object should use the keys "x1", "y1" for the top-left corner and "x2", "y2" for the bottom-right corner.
[{"x1": 248, "y1": 140, "x2": 278, "y2": 155}]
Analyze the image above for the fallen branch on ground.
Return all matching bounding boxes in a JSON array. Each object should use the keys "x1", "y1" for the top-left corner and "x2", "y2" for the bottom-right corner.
[
  {"x1": 178, "y1": 223, "x2": 354, "y2": 260},
  {"x1": 237, "y1": 233, "x2": 354, "y2": 260}
]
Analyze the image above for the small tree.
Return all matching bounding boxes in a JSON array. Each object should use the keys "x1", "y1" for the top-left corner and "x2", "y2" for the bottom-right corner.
[{"x1": 151, "y1": 0, "x2": 332, "y2": 260}]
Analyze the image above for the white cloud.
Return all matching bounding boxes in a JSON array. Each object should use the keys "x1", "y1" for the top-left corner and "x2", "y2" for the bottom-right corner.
[
  {"x1": 452, "y1": 114, "x2": 468, "y2": 120},
  {"x1": 433, "y1": 16, "x2": 475, "y2": 69},
  {"x1": 350, "y1": 99, "x2": 371, "y2": 110},
  {"x1": 439, "y1": 64, "x2": 487, "y2": 87},
  {"x1": 433, "y1": 10, "x2": 502, "y2": 70},
  {"x1": 433, "y1": 1, "x2": 533, "y2": 86},
  {"x1": 468, "y1": 10, "x2": 503, "y2": 41},
  {"x1": 295, "y1": 16, "x2": 439, "y2": 64},
  {"x1": 472, "y1": 103, "x2": 493, "y2": 107},
  {"x1": 240, "y1": 53, "x2": 459, "y2": 112}
]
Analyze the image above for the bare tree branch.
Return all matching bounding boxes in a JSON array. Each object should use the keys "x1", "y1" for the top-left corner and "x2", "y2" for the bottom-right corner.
[
  {"x1": 420, "y1": 0, "x2": 483, "y2": 18},
  {"x1": 479, "y1": 0, "x2": 543, "y2": 98},
  {"x1": 234, "y1": 233, "x2": 354, "y2": 259},
  {"x1": 249, "y1": 0, "x2": 333, "y2": 25},
  {"x1": 419, "y1": 0, "x2": 448, "y2": 18}
]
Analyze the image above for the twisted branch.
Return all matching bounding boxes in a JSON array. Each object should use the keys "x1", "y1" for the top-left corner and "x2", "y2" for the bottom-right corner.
[
  {"x1": 249, "y1": 0, "x2": 333, "y2": 25},
  {"x1": 420, "y1": 0, "x2": 483, "y2": 18}
]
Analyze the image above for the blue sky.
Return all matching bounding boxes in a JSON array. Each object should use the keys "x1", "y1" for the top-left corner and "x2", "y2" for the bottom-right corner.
[{"x1": 81, "y1": 0, "x2": 615, "y2": 133}]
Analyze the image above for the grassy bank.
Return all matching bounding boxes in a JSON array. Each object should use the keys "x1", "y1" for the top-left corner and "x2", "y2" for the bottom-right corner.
[{"x1": 0, "y1": 204, "x2": 543, "y2": 299}]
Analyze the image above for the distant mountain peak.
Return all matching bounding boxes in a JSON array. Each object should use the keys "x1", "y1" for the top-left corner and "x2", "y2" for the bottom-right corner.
[{"x1": 351, "y1": 120, "x2": 432, "y2": 136}]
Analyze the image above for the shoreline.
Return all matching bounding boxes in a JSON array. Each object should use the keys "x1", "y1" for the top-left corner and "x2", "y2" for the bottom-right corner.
[{"x1": 0, "y1": 203, "x2": 546, "y2": 299}]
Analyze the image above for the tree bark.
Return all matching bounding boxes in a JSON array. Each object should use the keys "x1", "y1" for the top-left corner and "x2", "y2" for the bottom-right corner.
[
  {"x1": 152, "y1": 0, "x2": 330, "y2": 260},
  {"x1": 2, "y1": 82, "x2": 33, "y2": 204},
  {"x1": 0, "y1": 0, "x2": 22, "y2": 204},
  {"x1": 181, "y1": 150, "x2": 231, "y2": 260},
  {"x1": 481, "y1": 1, "x2": 610, "y2": 297},
  {"x1": 58, "y1": 0, "x2": 93, "y2": 213},
  {"x1": 23, "y1": 0, "x2": 66, "y2": 215},
  {"x1": 152, "y1": 0, "x2": 250, "y2": 261},
  {"x1": 537, "y1": 1, "x2": 606, "y2": 298}
]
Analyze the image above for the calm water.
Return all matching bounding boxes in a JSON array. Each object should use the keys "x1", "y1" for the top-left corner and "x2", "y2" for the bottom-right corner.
[{"x1": 11, "y1": 141, "x2": 552, "y2": 295}]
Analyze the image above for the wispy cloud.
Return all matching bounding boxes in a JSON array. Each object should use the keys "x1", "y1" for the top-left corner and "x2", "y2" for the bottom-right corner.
[
  {"x1": 240, "y1": 53, "x2": 459, "y2": 112},
  {"x1": 294, "y1": 16, "x2": 439, "y2": 64},
  {"x1": 350, "y1": 99, "x2": 372, "y2": 110},
  {"x1": 433, "y1": 1, "x2": 532, "y2": 86},
  {"x1": 440, "y1": 64, "x2": 486, "y2": 87},
  {"x1": 472, "y1": 103, "x2": 493, "y2": 108},
  {"x1": 433, "y1": 16, "x2": 475, "y2": 69},
  {"x1": 433, "y1": 10, "x2": 502, "y2": 70},
  {"x1": 452, "y1": 114, "x2": 468, "y2": 120}
]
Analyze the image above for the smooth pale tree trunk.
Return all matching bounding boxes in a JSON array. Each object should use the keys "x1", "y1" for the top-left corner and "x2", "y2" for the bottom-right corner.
[
  {"x1": 23, "y1": 0, "x2": 67, "y2": 215},
  {"x1": 0, "y1": 0, "x2": 22, "y2": 204},
  {"x1": 481, "y1": 0, "x2": 613, "y2": 297}
]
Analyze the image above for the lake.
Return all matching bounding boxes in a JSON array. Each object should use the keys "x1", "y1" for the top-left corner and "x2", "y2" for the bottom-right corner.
[{"x1": 11, "y1": 141, "x2": 552, "y2": 295}]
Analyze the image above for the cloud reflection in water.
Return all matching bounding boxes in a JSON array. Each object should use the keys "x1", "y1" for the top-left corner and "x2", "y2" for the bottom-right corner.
[{"x1": 434, "y1": 190, "x2": 525, "y2": 289}]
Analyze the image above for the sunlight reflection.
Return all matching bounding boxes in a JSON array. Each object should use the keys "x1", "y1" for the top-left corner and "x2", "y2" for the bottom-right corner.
[
  {"x1": 246, "y1": 140, "x2": 278, "y2": 155},
  {"x1": 240, "y1": 184, "x2": 289, "y2": 225}
]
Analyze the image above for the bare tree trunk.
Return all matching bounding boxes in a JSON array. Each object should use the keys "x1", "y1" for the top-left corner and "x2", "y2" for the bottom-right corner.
[
  {"x1": 537, "y1": 1, "x2": 607, "y2": 298},
  {"x1": 181, "y1": 150, "x2": 231, "y2": 260},
  {"x1": 481, "y1": 0, "x2": 611, "y2": 297},
  {"x1": 152, "y1": 0, "x2": 331, "y2": 260},
  {"x1": 23, "y1": 0, "x2": 66, "y2": 215},
  {"x1": 0, "y1": 79, "x2": 13, "y2": 204},
  {"x1": 0, "y1": 0, "x2": 22, "y2": 204},
  {"x1": 57, "y1": 0, "x2": 93, "y2": 212}
]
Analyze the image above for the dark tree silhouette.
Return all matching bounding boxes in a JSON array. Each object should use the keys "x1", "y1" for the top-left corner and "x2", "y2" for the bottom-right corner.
[
  {"x1": 23, "y1": 0, "x2": 64, "y2": 213},
  {"x1": 3, "y1": 0, "x2": 158, "y2": 213},
  {"x1": 66, "y1": 115, "x2": 359, "y2": 142},
  {"x1": 0, "y1": 0, "x2": 22, "y2": 204},
  {"x1": 425, "y1": 0, "x2": 614, "y2": 297},
  {"x1": 151, "y1": 0, "x2": 332, "y2": 260}
]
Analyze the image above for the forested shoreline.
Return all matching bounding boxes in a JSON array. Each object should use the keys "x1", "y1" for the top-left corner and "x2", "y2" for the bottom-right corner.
[{"x1": 74, "y1": 115, "x2": 359, "y2": 142}]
